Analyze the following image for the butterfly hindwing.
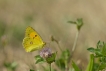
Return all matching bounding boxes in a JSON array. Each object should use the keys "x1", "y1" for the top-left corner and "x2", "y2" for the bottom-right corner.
[{"x1": 23, "y1": 37, "x2": 44, "y2": 52}]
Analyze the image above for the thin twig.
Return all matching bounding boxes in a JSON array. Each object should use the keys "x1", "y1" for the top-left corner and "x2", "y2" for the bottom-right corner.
[{"x1": 57, "y1": 42, "x2": 63, "y2": 52}]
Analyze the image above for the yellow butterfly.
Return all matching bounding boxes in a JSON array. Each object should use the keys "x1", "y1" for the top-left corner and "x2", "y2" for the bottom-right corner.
[{"x1": 22, "y1": 26, "x2": 46, "y2": 52}]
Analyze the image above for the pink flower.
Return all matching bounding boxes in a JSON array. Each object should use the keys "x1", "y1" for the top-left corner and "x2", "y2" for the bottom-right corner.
[{"x1": 40, "y1": 48, "x2": 52, "y2": 58}]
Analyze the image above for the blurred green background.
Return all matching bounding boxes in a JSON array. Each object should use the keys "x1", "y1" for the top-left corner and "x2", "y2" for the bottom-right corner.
[{"x1": 0, "y1": 0, "x2": 106, "y2": 71}]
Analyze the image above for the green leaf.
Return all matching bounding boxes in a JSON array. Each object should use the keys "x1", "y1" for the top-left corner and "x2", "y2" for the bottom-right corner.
[
  {"x1": 101, "y1": 43, "x2": 106, "y2": 56},
  {"x1": 99, "y1": 63, "x2": 106, "y2": 70},
  {"x1": 30, "y1": 69, "x2": 35, "y2": 71},
  {"x1": 97, "y1": 41, "x2": 104, "y2": 49},
  {"x1": 68, "y1": 21, "x2": 77, "y2": 24},
  {"x1": 93, "y1": 63, "x2": 99, "y2": 71},
  {"x1": 72, "y1": 60, "x2": 82, "y2": 71},
  {"x1": 11, "y1": 62, "x2": 18, "y2": 70},
  {"x1": 68, "y1": 18, "x2": 83, "y2": 31},
  {"x1": 101, "y1": 57, "x2": 106, "y2": 63},
  {"x1": 95, "y1": 49, "x2": 102, "y2": 56},
  {"x1": 55, "y1": 49, "x2": 70, "y2": 70},
  {"x1": 35, "y1": 55, "x2": 45, "y2": 64},
  {"x1": 55, "y1": 58, "x2": 65, "y2": 70},
  {"x1": 86, "y1": 54, "x2": 94, "y2": 71},
  {"x1": 35, "y1": 58, "x2": 45, "y2": 64},
  {"x1": 87, "y1": 47, "x2": 102, "y2": 56},
  {"x1": 76, "y1": 18, "x2": 83, "y2": 30},
  {"x1": 61, "y1": 49, "x2": 70, "y2": 61},
  {"x1": 35, "y1": 55, "x2": 42, "y2": 60},
  {"x1": 4, "y1": 62, "x2": 11, "y2": 68},
  {"x1": 46, "y1": 52, "x2": 56, "y2": 64},
  {"x1": 4, "y1": 62, "x2": 18, "y2": 71},
  {"x1": 87, "y1": 47, "x2": 95, "y2": 52}
]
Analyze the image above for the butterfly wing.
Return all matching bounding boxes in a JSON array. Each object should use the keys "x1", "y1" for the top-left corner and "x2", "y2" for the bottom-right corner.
[
  {"x1": 22, "y1": 26, "x2": 45, "y2": 52},
  {"x1": 25, "y1": 26, "x2": 35, "y2": 37},
  {"x1": 23, "y1": 37, "x2": 45, "y2": 52}
]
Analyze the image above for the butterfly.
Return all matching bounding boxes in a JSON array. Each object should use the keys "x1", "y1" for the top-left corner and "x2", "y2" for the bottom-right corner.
[{"x1": 22, "y1": 26, "x2": 46, "y2": 52}]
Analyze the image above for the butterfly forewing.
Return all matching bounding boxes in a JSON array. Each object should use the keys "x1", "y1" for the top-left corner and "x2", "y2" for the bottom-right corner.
[
  {"x1": 25, "y1": 26, "x2": 43, "y2": 41},
  {"x1": 25, "y1": 26, "x2": 34, "y2": 37}
]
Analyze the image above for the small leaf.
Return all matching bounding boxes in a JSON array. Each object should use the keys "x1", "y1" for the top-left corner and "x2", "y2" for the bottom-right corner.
[
  {"x1": 87, "y1": 47, "x2": 95, "y2": 52},
  {"x1": 55, "y1": 58, "x2": 65, "y2": 70},
  {"x1": 101, "y1": 43, "x2": 106, "y2": 56},
  {"x1": 76, "y1": 18, "x2": 83, "y2": 30},
  {"x1": 97, "y1": 41, "x2": 104, "y2": 49},
  {"x1": 4, "y1": 62, "x2": 11, "y2": 68},
  {"x1": 72, "y1": 60, "x2": 82, "y2": 71},
  {"x1": 30, "y1": 69, "x2": 35, "y2": 71},
  {"x1": 95, "y1": 49, "x2": 102, "y2": 56},
  {"x1": 68, "y1": 18, "x2": 83, "y2": 31},
  {"x1": 35, "y1": 55, "x2": 45, "y2": 64},
  {"x1": 46, "y1": 52, "x2": 56, "y2": 64},
  {"x1": 4, "y1": 62, "x2": 18, "y2": 71},
  {"x1": 35, "y1": 55, "x2": 41, "y2": 59},
  {"x1": 55, "y1": 49, "x2": 70, "y2": 70},
  {"x1": 61, "y1": 49, "x2": 70, "y2": 61},
  {"x1": 93, "y1": 63, "x2": 99, "y2": 71},
  {"x1": 35, "y1": 58, "x2": 45, "y2": 64},
  {"x1": 11, "y1": 62, "x2": 18, "y2": 70},
  {"x1": 68, "y1": 21, "x2": 77, "y2": 24}
]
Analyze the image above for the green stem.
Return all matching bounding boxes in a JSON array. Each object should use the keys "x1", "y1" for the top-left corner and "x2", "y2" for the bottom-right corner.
[
  {"x1": 49, "y1": 63, "x2": 51, "y2": 71},
  {"x1": 67, "y1": 31, "x2": 79, "y2": 71},
  {"x1": 72, "y1": 31, "x2": 79, "y2": 53},
  {"x1": 65, "y1": 61, "x2": 68, "y2": 71}
]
